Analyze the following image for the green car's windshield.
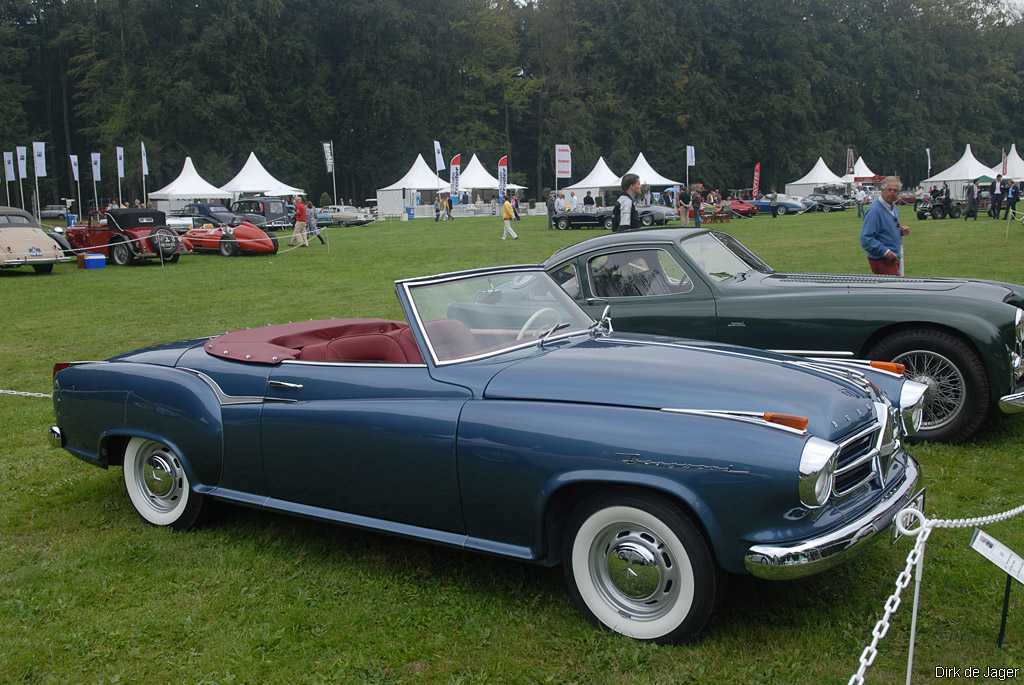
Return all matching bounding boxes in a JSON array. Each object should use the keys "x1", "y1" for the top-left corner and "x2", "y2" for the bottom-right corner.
[{"x1": 680, "y1": 232, "x2": 773, "y2": 281}]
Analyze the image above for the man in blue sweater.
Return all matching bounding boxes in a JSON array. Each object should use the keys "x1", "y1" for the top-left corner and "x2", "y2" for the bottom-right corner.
[{"x1": 860, "y1": 176, "x2": 910, "y2": 275}]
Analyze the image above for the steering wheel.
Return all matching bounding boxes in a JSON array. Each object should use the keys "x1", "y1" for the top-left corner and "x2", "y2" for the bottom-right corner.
[{"x1": 517, "y1": 307, "x2": 560, "y2": 341}]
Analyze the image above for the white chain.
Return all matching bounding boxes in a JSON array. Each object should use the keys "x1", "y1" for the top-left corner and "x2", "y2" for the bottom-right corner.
[
  {"x1": 0, "y1": 388, "x2": 52, "y2": 398},
  {"x1": 849, "y1": 503, "x2": 1024, "y2": 684}
]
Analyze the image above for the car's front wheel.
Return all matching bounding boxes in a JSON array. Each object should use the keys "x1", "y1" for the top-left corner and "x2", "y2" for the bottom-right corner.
[
  {"x1": 123, "y1": 437, "x2": 206, "y2": 529},
  {"x1": 109, "y1": 238, "x2": 132, "y2": 266},
  {"x1": 776, "y1": 205, "x2": 787, "y2": 215},
  {"x1": 870, "y1": 328, "x2": 990, "y2": 442},
  {"x1": 603, "y1": 216, "x2": 614, "y2": 230},
  {"x1": 563, "y1": 491, "x2": 717, "y2": 644},
  {"x1": 641, "y1": 214, "x2": 654, "y2": 227},
  {"x1": 219, "y1": 235, "x2": 239, "y2": 257},
  {"x1": 556, "y1": 218, "x2": 570, "y2": 230}
]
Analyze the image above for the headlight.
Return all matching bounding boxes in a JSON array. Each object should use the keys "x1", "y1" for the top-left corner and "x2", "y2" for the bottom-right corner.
[
  {"x1": 1016, "y1": 308, "x2": 1024, "y2": 343},
  {"x1": 798, "y1": 437, "x2": 839, "y2": 508},
  {"x1": 899, "y1": 380, "x2": 928, "y2": 436}
]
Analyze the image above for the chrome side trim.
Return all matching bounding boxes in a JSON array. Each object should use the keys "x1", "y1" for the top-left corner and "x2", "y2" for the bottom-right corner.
[
  {"x1": 396, "y1": 264, "x2": 544, "y2": 286},
  {"x1": 770, "y1": 350, "x2": 856, "y2": 357},
  {"x1": 177, "y1": 368, "x2": 264, "y2": 405},
  {"x1": 744, "y1": 456, "x2": 921, "y2": 580},
  {"x1": 810, "y1": 358, "x2": 906, "y2": 379},
  {"x1": 999, "y1": 391, "x2": 1024, "y2": 414},
  {"x1": 282, "y1": 360, "x2": 426, "y2": 368},
  {"x1": 660, "y1": 408, "x2": 807, "y2": 436}
]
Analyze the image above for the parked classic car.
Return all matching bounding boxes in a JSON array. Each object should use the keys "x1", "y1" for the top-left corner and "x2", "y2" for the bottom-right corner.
[
  {"x1": 553, "y1": 206, "x2": 677, "y2": 230},
  {"x1": 544, "y1": 228, "x2": 1024, "y2": 442},
  {"x1": 50, "y1": 265, "x2": 927, "y2": 643},
  {"x1": 724, "y1": 199, "x2": 758, "y2": 217},
  {"x1": 65, "y1": 209, "x2": 189, "y2": 265},
  {"x1": 230, "y1": 197, "x2": 293, "y2": 230},
  {"x1": 183, "y1": 221, "x2": 278, "y2": 256},
  {"x1": 806, "y1": 194, "x2": 848, "y2": 212},
  {"x1": 173, "y1": 202, "x2": 243, "y2": 226},
  {"x1": 326, "y1": 204, "x2": 374, "y2": 226},
  {"x1": 39, "y1": 204, "x2": 68, "y2": 220},
  {"x1": 750, "y1": 195, "x2": 805, "y2": 215},
  {"x1": 0, "y1": 206, "x2": 73, "y2": 273}
]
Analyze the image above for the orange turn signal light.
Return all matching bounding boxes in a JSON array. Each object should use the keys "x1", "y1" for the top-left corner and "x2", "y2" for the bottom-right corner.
[
  {"x1": 763, "y1": 412, "x2": 809, "y2": 432},
  {"x1": 870, "y1": 360, "x2": 906, "y2": 375}
]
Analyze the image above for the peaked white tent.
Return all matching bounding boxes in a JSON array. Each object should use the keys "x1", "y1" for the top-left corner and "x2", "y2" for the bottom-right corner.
[
  {"x1": 149, "y1": 157, "x2": 230, "y2": 200},
  {"x1": 456, "y1": 154, "x2": 526, "y2": 193},
  {"x1": 220, "y1": 152, "x2": 303, "y2": 197},
  {"x1": 920, "y1": 145, "x2": 994, "y2": 198},
  {"x1": 622, "y1": 152, "x2": 682, "y2": 187},
  {"x1": 376, "y1": 154, "x2": 450, "y2": 217},
  {"x1": 564, "y1": 157, "x2": 621, "y2": 191},
  {"x1": 785, "y1": 157, "x2": 845, "y2": 197},
  {"x1": 841, "y1": 156, "x2": 879, "y2": 184},
  {"x1": 990, "y1": 144, "x2": 1024, "y2": 180}
]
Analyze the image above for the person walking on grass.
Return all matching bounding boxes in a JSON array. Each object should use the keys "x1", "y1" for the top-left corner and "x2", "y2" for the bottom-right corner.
[
  {"x1": 990, "y1": 174, "x2": 1004, "y2": 218},
  {"x1": 965, "y1": 181, "x2": 978, "y2": 221},
  {"x1": 1004, "y1": 180, "x2": 1018, "y2": 220},
  {"x1": 546, "y1": 191, "x2": 556, "y2": 229},
  {"x1": 289, "y1": 195, "x2": 309, "y2": 247},
  {"x1": 501, "y1": 195, "x2": 518, "y2": 240},
  {"x1": 861, "y1": 176, "x2": 910, "y2": 276},
  {"x1": 306, "y1": 202, "x2": 325, "y2": 245}
]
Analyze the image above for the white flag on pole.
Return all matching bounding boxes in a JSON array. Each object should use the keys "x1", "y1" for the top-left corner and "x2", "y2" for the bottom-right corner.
[
  {"x1": 140, "y1": 141, "x2": 149, "y2": 176},
  {"x1": 116, "y1": 146, "x2": 125, "y2": 178},
  {"x1": 433, "y1": 140, "x2": 445, "y2": 172},
  {"x1": 32, "y1": 142, "x2": 46, "y2": 177},
  {"x1": 70, "y1": 155, "x2": 79, "y2": 182},
  {"x1": 3, "y1": 152, "x2": 14, "y2": 182},
  {"x1": 686, "y1": 145, "x2": 696, "y2": 167},
  {"x1": 554, "y1": 145, "x2": 572, "y2": 179},
  {"x1": 322, "y1": 141, "x2": 334, "y2": 173},
  {"x1": 16, "y1": 146, "x2": 27, "y2": 178},
  {"x1": 91, "y1": 152, "x2": 101, "y2": 181}
]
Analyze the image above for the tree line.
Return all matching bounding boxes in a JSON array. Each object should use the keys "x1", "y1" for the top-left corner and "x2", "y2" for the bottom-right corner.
[{"x1": 2, "y1": 0, "x2": 1023, "y2": 206}]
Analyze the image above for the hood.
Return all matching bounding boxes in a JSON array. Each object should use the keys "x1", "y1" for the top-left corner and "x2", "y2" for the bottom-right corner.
[
  {"x1": 763, "y1": 272, "x2": 1020, "y2": 301},
  {"x1": 0, "y1": 227, "x2": 65, "y2": 263},
  {"x1": 484, "y1": 335, "x2": 879, "y2": 442}
]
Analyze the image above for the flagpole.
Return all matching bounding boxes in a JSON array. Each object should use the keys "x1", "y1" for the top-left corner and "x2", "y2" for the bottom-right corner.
[
  {"x1": 331, "y1": 140, "x2": 337, "y2": 205},
  {"x1": 34, "y1": 172, "x2": 40, "y2": 219},
  {"x1": 18, "y1": 175, "x2": 24, "y2": 210},
  {"x1": 117, "y1": 176, "x2": 122, "y2": 206},
  {"x1": 76, "y1": 178, "x2": 82, "y2": 220},
  {"x1": 92, "y1": 178, "x2": 98, "y2": 219},
  {"x1": 4, "y1": 179, "x2": 8, "y2": 206}
]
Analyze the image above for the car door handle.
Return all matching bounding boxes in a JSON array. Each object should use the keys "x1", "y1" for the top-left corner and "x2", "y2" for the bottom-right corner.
[
  {"x1": 268, "y1": 380, "x2": 303, "y2": 390},
  {"x1": 585, "y1": 298, "x2": 608, "y2": 306}
]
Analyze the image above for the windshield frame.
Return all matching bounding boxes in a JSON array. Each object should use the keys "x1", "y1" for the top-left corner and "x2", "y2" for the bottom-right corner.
[
  {"x1": 398, "y1": 265, "x2": 595, "y2": 366},
  {"x1": 678, "y1": 231, "x2": 774, "y2": 281}
]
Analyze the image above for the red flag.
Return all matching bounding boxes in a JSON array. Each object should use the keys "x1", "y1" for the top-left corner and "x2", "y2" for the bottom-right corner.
[
  {"x1": 752, "y1": 162, "x2": 761, "y2": 198},
  {"x1": 451, "y1": 153, "x2": 461, "y2": 168}
]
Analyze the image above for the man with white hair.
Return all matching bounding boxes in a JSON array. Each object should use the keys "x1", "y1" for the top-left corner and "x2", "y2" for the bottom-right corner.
[{"x1": 860, "y1": 176, "x2": 910, "y2": 275}]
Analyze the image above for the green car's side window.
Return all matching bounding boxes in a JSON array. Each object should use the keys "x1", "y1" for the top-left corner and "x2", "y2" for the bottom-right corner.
[
  {"x1": 588, "y1": 248, "x2": 694, "y2": 298},
  {"x1": 549, "y1": 262, "x2": 581, "y2": 300}
]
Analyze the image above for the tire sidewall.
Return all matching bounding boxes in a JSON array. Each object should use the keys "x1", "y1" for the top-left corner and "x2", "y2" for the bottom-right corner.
[
  {"x1": 557, "y1": 218, "x2": 569, "y2": 230},
  {"x1": 110, "y1": 240, "x2": 131, "y2": 265},
  {"x1": 219, "y1": 236, "x2": 238, "y2": 256},
  {"x1": 122, "y1": 437, "x2": 204, "y2": 529}
]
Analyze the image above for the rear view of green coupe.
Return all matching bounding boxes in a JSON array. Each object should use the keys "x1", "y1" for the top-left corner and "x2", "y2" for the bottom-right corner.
[{"x1": 545, "y1": 228, "x2": 1024, "y2": 442}]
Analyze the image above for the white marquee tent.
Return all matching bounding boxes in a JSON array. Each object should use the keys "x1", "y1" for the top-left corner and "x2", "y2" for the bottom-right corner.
[
  {"x1": 990, "y1": 144, "x2": 1024, "y2": 180},
  {"x1": 622, "y1": 152, "x2": 682, "y2": 187},
  {"x1": 841, "y1": 156, "x2": 879, "y2": 184},
  {"x1": 920, "y1": 144, "x2": 994, "y2": 198},
  {"x1": 456, "y1": 154, "x2": 526, "y2": 194},
  {"x1": 563, "y1": 157, "x2": 622, "y2": 193},
  {"x1": 149, "y1": 157, "x2": 231, "y2": 200},
  {"x1": 785, "y1": 157, "x2": 845, "y2": 196},
  {"x1": 219, "y1": 152, "x2": 303, "y2": 197},
  {"x1": 376, "y1": 154, "x2": 450, "y2": 217}
]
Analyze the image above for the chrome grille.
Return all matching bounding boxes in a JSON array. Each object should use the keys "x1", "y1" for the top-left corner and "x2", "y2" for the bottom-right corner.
[{"x1": 833, "y1": 422, "x2": 881, "y2": 497}]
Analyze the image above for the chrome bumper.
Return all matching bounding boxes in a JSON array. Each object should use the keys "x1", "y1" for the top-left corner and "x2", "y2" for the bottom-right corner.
[
  {"x1": 744, "y1": 457, "x2": 921, "y2": 580},
  {"x1": 48, "y1": 425, "x2": 63, "y2": 447},
  {"x1": 999, "y1": 391, "x2": 1024, "y2": 414}
]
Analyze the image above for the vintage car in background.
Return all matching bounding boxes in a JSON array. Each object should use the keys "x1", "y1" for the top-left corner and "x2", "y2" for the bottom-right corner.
[
  {"x1": 183, "y1": 220, "x2": 278, "y2": 256},
  {"x1": 327, "y1": 204, "x2": 374, "y2": 226},
  {"x1": 544, "y1": 228, "x2": 1024, "y2": 442},
  {"x1": 51, "y1": 265, "x2": 926, "y2": 644},
  {"x1": 0, "y1": 206, "x2": 73, "y2": 274},
  {"x1": 230, "y1": 197, "x2": 293, "y2": 230},
  {"x1": 174, "y1": 202, "x2": 242, "y2": 226},
  {"x1": 805, "y1": 194, "x2": 848, "y2": 212},
  {"x1": 553, "y1": 206, "x2": 676, "y2": 230},
  {"x1": 65, "y1": 209, "x2": 189, "y2": 265},
  {"x1": 750, "y1": 195, "x2": 805, "y2": 215},
  {"x1": 39, "y1": 204, "x2": 68, "y2": 220},
  {"x1": 724, "y1": 199, "x2": 758, "y2": 217}
]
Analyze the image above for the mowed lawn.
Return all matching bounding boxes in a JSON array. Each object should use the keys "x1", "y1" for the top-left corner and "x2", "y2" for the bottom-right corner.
[{"x1": 2, "y1": 209, "x2": 1023, "y2": 683}]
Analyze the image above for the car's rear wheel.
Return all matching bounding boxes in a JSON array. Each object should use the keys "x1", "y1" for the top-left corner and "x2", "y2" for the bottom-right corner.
[
  {"x1": 32, "y1": 263, "x2": 54, "y2": 274},
  {"x1": 269, "y1": 233, "x2": 279, "y2": 254},
  {"x1": 150, "y1": 227, "x2": 179, "y2": 260},
  {"x1": 556, "y1": 218, "x2": 570, "y2": 230},
  {"x1": 122, "y1": 437, "x2": 206, "y2": 530},
  {"x1": 641, "y1": 214, "x2": 654, "y2": 227},
  {"x1": 776, "y1": 205, "x2": 787, "y2": 215},
  {"x1": 869, "y1": 328, "x2": 990, "y2": 442},
  {"x1": 219, "y1": 235, "x2": 239, "y2": 257},
  {"x1": 603, "y1": 216, "x2": 614, "y2": 230},
  {"x1": 109, "y1": 239, "x2": 132, "y2": 266},
  {"x1": 563, "y1": 491, "x2": 717, "y2": 644}
]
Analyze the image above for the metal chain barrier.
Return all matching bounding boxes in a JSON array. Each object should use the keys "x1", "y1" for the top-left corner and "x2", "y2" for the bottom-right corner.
[
  {"x1": 849, "y1": 504, "x2": 1024, "y2": 685},
  {"x1": 0, "y1": 388, "x2": 51, "y2": 398}
]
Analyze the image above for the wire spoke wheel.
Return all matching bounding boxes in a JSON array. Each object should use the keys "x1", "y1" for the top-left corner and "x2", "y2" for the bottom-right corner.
[{"x1": 893, "y1": 349, "x2": 966, "y2": 431}]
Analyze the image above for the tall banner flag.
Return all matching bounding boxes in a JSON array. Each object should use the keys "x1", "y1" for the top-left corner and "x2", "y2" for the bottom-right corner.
[
  {"x1": 140, "y1": 141, "x2": 149, "y2": 176},
  {"x1": 321, "y1": 141, "x2": 334, "y2": 173},
  {"x1": 450, "y1": 153, "x2": 461, "y2": 199},
  {"x1": 15, "y1": 146, "x2": 27, "y2": 209},
  {"x1": 554, "y1": 144, "x2": 572, "y2": 178},
  {"x1": 4, "y1": 152, "x2": 14, "y2": 182},
  {"x1": 32, "y1": 142, "x2": 46, "y2": 177},
  {"x1": 752, "y1": 162, "x2": 761, "y2": 198},
  {"x1": 497, "y1": 155, "x2": 508, "y2": 201},
  {"x1": 926, "y1": 148, "x2": 931, "y2": 177},
  {"x1": 846, "y1": 147, "x2": 855, "y2": 175},
  {"x1": 116, "y1": 146, "x2": 125, "y2": 178},
  {"x1": 70, "y1": 155, "x2": 82, "y2": 217},
  {"x1": 686, "y1": 145, "x2": 696, "y2": 167},
  {"x1": 91, "y1": 152, "x2": 101, "y2": 181},
  {"x1": 1002, "y1": 148, "x2": 1008, "y2": 176},
  {"x1": 433, "y1": 140, "x2": 445, "y2": 172}
]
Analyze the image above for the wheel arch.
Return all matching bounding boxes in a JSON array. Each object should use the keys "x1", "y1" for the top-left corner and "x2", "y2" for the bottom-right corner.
[{"x1": 97, "y1": 430, "x2": 201, "y2": 485}]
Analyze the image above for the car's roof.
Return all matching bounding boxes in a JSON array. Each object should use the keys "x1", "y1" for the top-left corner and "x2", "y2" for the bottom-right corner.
[
  {"x1": 0, "y1": 206, "x2": 43, "y2": 226},
  {"x1": 543, "y1": 228, "x2": 709, "y2": 266}
]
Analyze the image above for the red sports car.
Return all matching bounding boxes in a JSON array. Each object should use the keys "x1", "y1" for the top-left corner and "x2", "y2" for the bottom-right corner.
[
  {"x1": 184, "y1": 220, "x2": 279, "y2": 256},
  {"x1": 65, "y1": 209, "x2": 189, "y2": 265},
  {"x1": 726, "y1": 199, "x2": 759, "y2": 217}
]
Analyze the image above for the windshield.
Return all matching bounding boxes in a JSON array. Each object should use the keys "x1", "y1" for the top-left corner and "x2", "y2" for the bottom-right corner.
[
  {"x1": 679, "y1": 232, "x2": 773, "y2": 281},
  {"x1": 406, "y1": 270, "x2": 594, "y2": 363}
]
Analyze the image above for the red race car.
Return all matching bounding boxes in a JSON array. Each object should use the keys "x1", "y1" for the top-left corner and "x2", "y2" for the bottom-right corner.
[
  {"x1": 184, "y1": 220, "x2": 279, "y2": 256},
  {"x1": 725, "y1": 199, "x2": 759, "y2": 217},
  {"x1": 66, "y1": 209, "x2": 189, "y2": 265}
]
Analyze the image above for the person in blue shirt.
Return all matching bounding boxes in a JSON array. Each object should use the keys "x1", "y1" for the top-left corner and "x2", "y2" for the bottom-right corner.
[{"x1": 860, "y1": 176, "x2": 910, "y2": 275}]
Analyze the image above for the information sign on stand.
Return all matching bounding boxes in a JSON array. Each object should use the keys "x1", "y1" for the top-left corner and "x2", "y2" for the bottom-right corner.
[{"x1": 970, "y1": 529, "x2": 1023, "y2": 647}]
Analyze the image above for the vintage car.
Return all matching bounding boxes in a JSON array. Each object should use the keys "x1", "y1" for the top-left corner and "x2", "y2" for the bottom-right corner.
[
  {"x1": 327, "y1": 204, "x2": 374, "y2": 226},
  {"x1": 0, "y1": 206, "x2": 73, "y2": 273},
  {"x1": 724, "y1": 199, "x2": 758, "y2": 217},
  {"x1": 805, "y1": 194, "x2": 848, "y2": 212},
  {"x1": 544, "y1": 228, "x2": 1024, "y2": 442},
  {"x1": 553, "y1": 206, "x2": 676, "y2": 230},
  {"x1": 172, "y1": 202, "x2": 243, "y2": 227},
  {"x1": 50, "y1": 265, "x2": 927, "y2": 643},
  {"x1": 230, "y1": 197, "x2": 293, "y2": 230},
  {"x1": 750, "y1": 195, "x2": 805, "y2": 215},
  {"x1": 39, "y1": 204, "x2": 68, "y2": 220},
  {"x1": 183, "y1": 220, "x2": 279, "y2": 256},
  {"x1": 65, "y1": 209, "x2": 189, "y2": 265}
]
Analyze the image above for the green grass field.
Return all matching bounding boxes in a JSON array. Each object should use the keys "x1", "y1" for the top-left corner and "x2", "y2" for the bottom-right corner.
[{"x1": 2, "y1": 209, "x2": 1023, "y2": 683}]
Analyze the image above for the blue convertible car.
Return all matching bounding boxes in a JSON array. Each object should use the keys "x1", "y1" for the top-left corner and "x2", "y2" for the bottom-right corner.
[{"x1": 50, "y1": 265, "x2": 926, "y2": 643}]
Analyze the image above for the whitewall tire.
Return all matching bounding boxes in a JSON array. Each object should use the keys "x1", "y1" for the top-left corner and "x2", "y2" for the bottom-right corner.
[
  {"x1": 122, "y1": 437, "x2": 205, "y2": 529},
  {"x1": 563, "y1": 492, "x2": 717, "y2": 643}
]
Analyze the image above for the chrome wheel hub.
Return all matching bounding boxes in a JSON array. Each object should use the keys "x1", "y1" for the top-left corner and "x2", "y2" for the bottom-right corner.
[
  {"x1": 893, "y1": 350, "x2": 966, "y2": 431},
  {"x1": 136, "y1": 444, "x2": 183, "y2": 512},
  {"x1": 590, "y1": 524, "x2": 679, "y2": 620}
]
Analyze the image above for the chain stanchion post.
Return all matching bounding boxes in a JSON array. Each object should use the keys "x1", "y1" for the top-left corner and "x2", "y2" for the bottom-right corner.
[
  {"x1": 997, "y1": 574, "x2": 1012, "y2": 648},
  {"x1": 905, "y1": 539, "x2": 926, "y2": 685}
]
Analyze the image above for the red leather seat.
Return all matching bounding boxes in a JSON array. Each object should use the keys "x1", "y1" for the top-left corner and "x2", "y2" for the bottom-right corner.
[
  {"x1": 424, "y1": 320, "x2": 478, "y2": 361},
  {"x1": 387, "y1": 326, "x2": 424, "y2": 364}
]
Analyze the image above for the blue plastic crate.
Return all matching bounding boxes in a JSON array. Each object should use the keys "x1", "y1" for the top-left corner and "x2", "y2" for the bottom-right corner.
[{"x1": 83, "y1": 253, "x2": 106, "y2": 269}]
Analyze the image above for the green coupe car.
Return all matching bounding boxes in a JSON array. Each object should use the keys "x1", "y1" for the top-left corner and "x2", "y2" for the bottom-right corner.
[{"x1": 544, "y1": 228, "x2": 1024, "y2": 442}]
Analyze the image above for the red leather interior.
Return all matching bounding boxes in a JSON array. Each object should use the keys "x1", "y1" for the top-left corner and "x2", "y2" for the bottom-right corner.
[{"x1": 424, "y1": 319, "x2": 478, "y2": 360}]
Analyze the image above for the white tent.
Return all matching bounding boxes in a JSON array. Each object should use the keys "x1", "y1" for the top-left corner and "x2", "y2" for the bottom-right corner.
[
  {"x1": 148, "y1": 157, "x2": 230, "y2": 200},
  {"x1": 990, "y1": 144, "x2": 1024, "y2": 180},
  {"x1": 456, "y1": 154, "x2": 526, "y2": 193},
  {"x1": 376, "y1": 154, "x2": 450, "y2": 217},
  {"x1": 622, "y1": 152, "x2": 681, "y2": 187},
  {"x1": 564, "y1": 157, "x2": 621, "y2": 191},
  {"x1": 841, "y1": 156, "x2": 879, "y2": 184},
  {"x1": 920, "y1": 145, "x2": 994, "y2": 198},
  {"x1": 785, "y1": 157, "x2": 845, "y2": 196},
  {"x1": 219, "y1": 152, "x2": 303, "y2": 197}
]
